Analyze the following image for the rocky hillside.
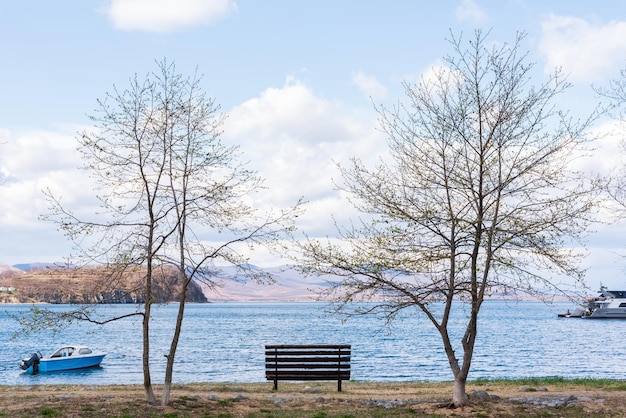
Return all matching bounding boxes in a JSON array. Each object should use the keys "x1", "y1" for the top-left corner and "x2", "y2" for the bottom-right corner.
[{"x1": 0, "y1": 265, "x2": 207, "y2": 304}]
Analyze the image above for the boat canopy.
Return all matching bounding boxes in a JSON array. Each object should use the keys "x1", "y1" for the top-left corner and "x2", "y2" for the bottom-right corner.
[{"x1": 602, "y1": 289, "x2": 626, "y2": 298}]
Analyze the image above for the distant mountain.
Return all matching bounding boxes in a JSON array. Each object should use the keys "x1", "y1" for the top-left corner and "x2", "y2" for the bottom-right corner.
[
  {"x1": 0, "y1": 262, "x2": 332, "y2": 303},
  {"x1": 1, "y1": 262, "x2": 556, "y2": 303},
  {"x1": 12, "y1": 262, "x2": 63, "y2": 272},
  {"x1": 198, "y1": 265, "x2": 332, "y2": 302},
  {"x1": 0, "y1": 263, "x2": 24, "y2": 278}
]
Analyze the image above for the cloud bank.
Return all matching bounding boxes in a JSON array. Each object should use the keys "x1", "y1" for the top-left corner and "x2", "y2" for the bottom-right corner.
[
  {"x1": 540, "y1": 15, "x2": 626, "y2": 82},
  {"x1": 224, "y1": 77, "x2": 383, "y2": 234},
  {"x1": 104, "y1": 0, "x2": 238, "y2": 32}
]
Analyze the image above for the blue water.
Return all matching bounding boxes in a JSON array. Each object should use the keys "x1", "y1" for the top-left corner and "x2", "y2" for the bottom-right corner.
[{"x1": 1, "y1": 301, "x2": 624, "y2": 386}]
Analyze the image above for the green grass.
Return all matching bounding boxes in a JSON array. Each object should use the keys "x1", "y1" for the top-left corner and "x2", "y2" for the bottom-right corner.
[
  {"x1": 38, "y1": 407, "x2": 57, "y2": 417},
  {"x1": 472, "y1": 376, "x2": 626, "y2": 390}
]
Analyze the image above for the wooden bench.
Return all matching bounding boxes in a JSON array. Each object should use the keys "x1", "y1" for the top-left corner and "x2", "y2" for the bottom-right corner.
[{"x1": 265, "y1": 344, "x2": 351, "y2": 391}]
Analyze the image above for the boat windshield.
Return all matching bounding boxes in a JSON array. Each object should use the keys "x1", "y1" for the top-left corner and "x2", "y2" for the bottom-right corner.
[{"x1": 51, "y1": 347, "x2": 75, "y2": 358}]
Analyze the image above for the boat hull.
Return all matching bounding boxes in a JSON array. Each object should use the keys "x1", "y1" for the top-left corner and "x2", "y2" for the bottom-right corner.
[
  {"x1": 24, "y1": 354, "x2": 105, "y2": 373},
  {"x1": 585, "y1": 308, "x2": 626, "y2": 319}
]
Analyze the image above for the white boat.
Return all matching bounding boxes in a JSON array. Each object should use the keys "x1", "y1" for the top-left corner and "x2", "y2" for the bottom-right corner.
[
  {"x1": 583, "y1": 287, "x2": 626, "y2": 319},
  {"x1": 19, "y1": 345, "x2": 106, "y2": 374},
  {"x1": 559, "y1": 286, "x2": 626, "y2": 319}
]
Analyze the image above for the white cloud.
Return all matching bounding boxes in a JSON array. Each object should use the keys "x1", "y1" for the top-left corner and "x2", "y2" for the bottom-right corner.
[
  {"x1": 0, "y1": 128, "x2": 100, "y2": 263},
  {"x1": 352, "y1": 72, "x2": 388, "y2": 101},
  {"x1": 104, "y1": 0, "x2": 238, "y2": 32},
  {"x1": 0, "y1": 129, "x2": 96, "y2": 229},
  {"x1": 420, "y1": 59, "x2": 453, "y2": 84},
  {"x1": 224, "y1": 77, "x2": 384, "y2": 233},
  {"x1": 406, "y1": 59, "x2": 466, "y2": 96},
  {"x1": 0, "y1": 127, "x2": 103, "y2": 232},
  {"x1": 540, "y1": 15, "x2": 626, "y2": 82},
  {"x1": 579, "y1": 120, "x2": 626, "y2": 175},
  {"x1": 455, "y1": 0, "x2": 488, "y2": 25},
  {"x1": 2, "y1": 130, "x2": 77, "y2": 180}
]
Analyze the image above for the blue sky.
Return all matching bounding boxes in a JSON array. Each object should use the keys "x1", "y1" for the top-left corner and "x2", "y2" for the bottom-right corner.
[{"x1": 1, "y1": 0, "x2": 626, "y2": 289}]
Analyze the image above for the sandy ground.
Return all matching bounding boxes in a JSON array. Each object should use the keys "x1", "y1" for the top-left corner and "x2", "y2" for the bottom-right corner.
[{"x1": 0, "y1": 381, "x2": 624, "y2": 417}]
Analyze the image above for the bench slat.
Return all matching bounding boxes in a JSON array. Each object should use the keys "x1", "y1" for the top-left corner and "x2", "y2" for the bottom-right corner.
[
  {"x1": 266, "y1": 373, "x2": 351, "y2": 379},
  {"x1": 265, "y1": 350, "x2": 351, "y2": 356},
  {"x1": 266, "y1": 356, "x2": 351, "y2": 362},
  {"x1": 265, "y1": 363, "x2": 350, "y2": 370},
  {"x1": 266, "y1": 377, "x2": 351, "y2": 381},
  {"x1": 266, "y1": 344, "x2": 350, "y2": 349}
]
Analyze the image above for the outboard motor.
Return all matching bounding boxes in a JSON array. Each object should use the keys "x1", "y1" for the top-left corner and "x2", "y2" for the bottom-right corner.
[{"x1": 19, "y1": 352, "x2": 42, "y2": 373}]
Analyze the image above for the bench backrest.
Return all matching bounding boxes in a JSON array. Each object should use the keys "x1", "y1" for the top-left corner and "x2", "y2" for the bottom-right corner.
[{"x1": 265, "y1": 344, "x2": 351, "y2": 391}]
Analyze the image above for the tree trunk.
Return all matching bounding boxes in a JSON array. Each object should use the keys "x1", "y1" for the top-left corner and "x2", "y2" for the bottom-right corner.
[
  {"x1": 452, "y1": 376, "x2": 469, "y2": 407},
  {"x1": 161, "y1": 377, "x2": 172, "y2": 406},
  {"x1": 440, "y1": 325, "x2": 471, "y2": 408},
  {"x1": 161, "y1": 273, "x2": 188, "y2": 406},
  {"x1": 142, "y1": 304, "x2": 156, "y2": 404},
  {"x1": 143, "y1": 261, "x2": 156, "y2": 404}
]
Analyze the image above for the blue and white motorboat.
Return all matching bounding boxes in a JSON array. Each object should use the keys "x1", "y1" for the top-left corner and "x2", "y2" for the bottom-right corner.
[{"x1": 19, "y1": 345, "x2": 106, "y2": 373}]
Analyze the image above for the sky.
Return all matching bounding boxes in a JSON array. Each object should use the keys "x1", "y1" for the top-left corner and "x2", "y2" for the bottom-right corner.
[{"x1": 1, "y1": 0, "x2": 626, "y2": 290}]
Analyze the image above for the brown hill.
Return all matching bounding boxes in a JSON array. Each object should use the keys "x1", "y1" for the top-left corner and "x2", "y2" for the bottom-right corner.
[{"x1": 0, "y1": 266, "x2": 207, "y2": 304}]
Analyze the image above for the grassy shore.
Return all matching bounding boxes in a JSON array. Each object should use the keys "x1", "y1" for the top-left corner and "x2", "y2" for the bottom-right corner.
[{"x1": 1, "y1": 378, "x2": 625, "y2": 417}]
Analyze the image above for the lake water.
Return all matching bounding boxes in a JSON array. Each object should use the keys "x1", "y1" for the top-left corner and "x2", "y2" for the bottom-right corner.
[{"x1": 1, "y1": 301, "x2": 625, "y2": 386}]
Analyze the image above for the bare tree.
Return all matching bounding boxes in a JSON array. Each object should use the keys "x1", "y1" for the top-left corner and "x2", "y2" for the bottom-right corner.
[
  {"x1": 153, "y1": 62, "x2": 301, "y2": 405},
  {"x1": 34, "y1": 59, "x2": 301, "y2": 405},
  {"x1": 294, "y1": 30, "x2": 600, "y2": 407},
  {"x1": 42, "y1": 63, "x2": 174, "y2": 403},
  {"x1": 596, "y1": 68, "x2": 626, "y2": 117}
]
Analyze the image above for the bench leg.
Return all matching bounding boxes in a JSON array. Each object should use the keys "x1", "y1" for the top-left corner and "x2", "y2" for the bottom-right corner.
[
  {"x1": 338, "y1": 379, "x2": 342, "y2": 392},
  {"x1": 273, "y1": 379, "x2": 278, "y2": 391}
]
